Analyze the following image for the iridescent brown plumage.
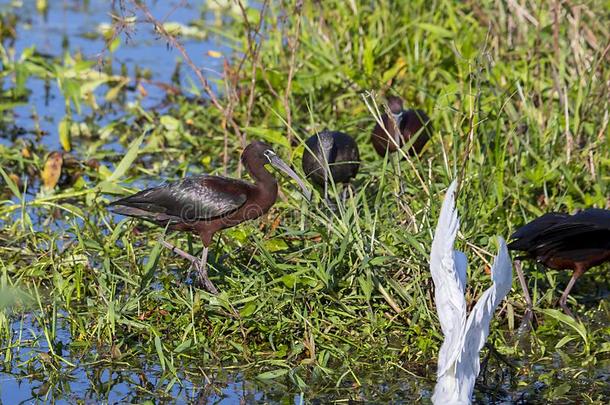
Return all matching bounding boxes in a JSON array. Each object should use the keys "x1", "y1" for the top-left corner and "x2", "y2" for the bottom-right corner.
[
  {"x1": 109, "y1": 141, "x2": 311, "y2": 293},
  {"x1": 370, "y1": 96, "x2": 432, "y2": 156},
  {"x1": 508, "y1": 209, "x2": 610, "y2": 317}
]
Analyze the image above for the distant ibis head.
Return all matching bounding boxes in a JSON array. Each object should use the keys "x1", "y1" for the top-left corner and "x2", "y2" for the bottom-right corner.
[
  {"x1": 386, "y1": 95, "x2": 404, "y2": 121},
  {"x1": 302, "y1": 130, "x2": 360, "y2": 189},
  {"x1": 242, "y1": 140, "x2": 311, "y2": 201}
]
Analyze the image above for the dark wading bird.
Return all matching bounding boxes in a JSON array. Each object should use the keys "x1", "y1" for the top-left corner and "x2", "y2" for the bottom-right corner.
[
  {"x1": 301, "y1": 130, "x2": 360, "y2": 201},
  {"x1": 508, "y1": 208, "x2": 610, "y2": 319},
  {"x1": 109, "y1": 141, "x2": 311, "y2": 294},
  {"x1": 370, "y1": 96, "x2": 432, "y2": 156}
]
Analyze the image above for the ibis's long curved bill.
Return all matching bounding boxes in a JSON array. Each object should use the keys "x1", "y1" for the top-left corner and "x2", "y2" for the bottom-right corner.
[{"x1": 268, "y1": 154, "x2": 312, "y2": 201}]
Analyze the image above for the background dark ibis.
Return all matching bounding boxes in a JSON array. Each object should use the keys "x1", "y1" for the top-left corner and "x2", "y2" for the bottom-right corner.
[
  {"x1": 508, "y1": 208, "x2": 610, "y2": 317},
  {"x1": 302, "y1": 130, "x2": 360, "y2": 200},
  {"x1": 370, "y1": 96, "x2": 432, "y2": 156}
]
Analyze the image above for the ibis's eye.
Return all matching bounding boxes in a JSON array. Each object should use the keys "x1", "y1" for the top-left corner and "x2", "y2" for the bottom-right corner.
[{"x1": 263, "y1": 149, "x2": 276, "y2": 162}]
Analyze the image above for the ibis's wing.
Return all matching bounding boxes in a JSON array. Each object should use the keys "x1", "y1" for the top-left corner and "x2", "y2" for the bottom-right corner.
[
  {"x1": 453, "y1": 237, "x2": 513, "y2": 402},
  {"x1": 530, "y1": 209, "x2": 610, "y2": 251},
  {"x1": 509, "y1": 209, "x2": 610, "y2": 258},
  {"x1": 573, "y1": 208, "x2": 610, "y2": 229},
  {"x1": 507, "y1": 212, "x2": 569, "y2": 250},
  {"x1": 430, "y1": 180, "x2": 467, "y2": 377},
  {"x1": 109, "y1": 175, "x2": 249, "y2": 223}
]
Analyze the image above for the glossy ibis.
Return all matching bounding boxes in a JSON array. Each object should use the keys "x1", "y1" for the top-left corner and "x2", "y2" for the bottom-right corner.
[
  {"x1": 430, "y1": 180, "x2": 513, "y2": 404},
  {"x1": 508, "y1": 208, "x2": 610, "y2": 318},
  {"x1": 371, "y1": 96, "x2": 432, "y2": 156},
  {"x1": 301, "y1": 130, "x2": 360, "y2": 201},
  {"x1": 109, "y1": 141, "x2": 311, "y2": 294}
]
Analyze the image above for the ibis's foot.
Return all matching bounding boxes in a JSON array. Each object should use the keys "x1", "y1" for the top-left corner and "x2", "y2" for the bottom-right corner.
[
  {"x1": 516, "y1": 308, "x2": 533, "y2": 337},
  {"x1": 559, "y1": 298, "x2": 575, "y2": 319},
  {"x1": 341, "y1": 184, "x2": 352, "y2": 205},
  {"x1": 324, "y1": 197, "x2": 337, "y2": 211},
  {"x1": 193, "y1": 264, "x2": 218, "y2": 294},
  {"x1": 159, "y1": 240, "x2": 218, "y2": 294},
  {"x1": 194, "y1": 246, "x2": 218, "y2": 295}
]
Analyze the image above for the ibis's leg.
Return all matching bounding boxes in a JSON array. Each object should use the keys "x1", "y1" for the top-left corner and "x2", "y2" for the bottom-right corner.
[
  {"x1": 393, "y1": 153, "x2": 405, "y2": 196},
  {"x1": 159, "y1": 240, "x2": 218, "y2": 294},
  {"x1": 195, "y1": 246, "x2": 219, "y2": 295},
  {"x1": 323, "y1": 176, "x2": 338, "y2": 211},
  {"x1": 324, "y1": 179, "x2": 331, "y2": 206},
  {"x1": 514, "y1": 260, "x2": 534, "y2": 334},
  {"x1": 323, "y1": 176, "x2": 335, "y2": 208},
  {"x1": 559, "y1": 270, "x2": 581, "y2": 319},
  {"x1": 341, "y1": 184, "x2": 350, "y2": 204},
  {"x1": 160, "y1": 239, "x2": 199, "y2": 265}
]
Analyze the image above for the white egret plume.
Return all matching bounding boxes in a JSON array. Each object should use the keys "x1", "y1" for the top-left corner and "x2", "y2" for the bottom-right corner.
[{"x1": 430, "y1": 180, "x2": 513, "y2": 404}]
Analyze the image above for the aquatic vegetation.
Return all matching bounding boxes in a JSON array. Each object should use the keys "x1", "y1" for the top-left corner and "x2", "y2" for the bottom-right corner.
[{"x1": 0, "y1": 0, "x2": 609, "y2": 402}]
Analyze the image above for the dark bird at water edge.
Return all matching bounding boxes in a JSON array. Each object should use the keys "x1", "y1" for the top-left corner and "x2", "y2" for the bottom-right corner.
[
  {"x1": 109, "y1": 141, "x2": 311, "y2": 294},
  {"x1": 508, "y1": 208, "x2": 610, "y2": 318}
]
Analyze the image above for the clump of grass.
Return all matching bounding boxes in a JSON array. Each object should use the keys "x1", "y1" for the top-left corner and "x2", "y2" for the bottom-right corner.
[{"x1": 0, "y1": 0, "x2": 609, "y2": 401}]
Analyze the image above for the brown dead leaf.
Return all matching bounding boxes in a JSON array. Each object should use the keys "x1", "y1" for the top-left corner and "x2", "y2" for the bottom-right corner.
[
  {"x1": 62, "y1": 153, "x2": 79, "y2": 167},
  {"x1": 110, "y1": 344, "x2": 122, "y2": 360},
  {"x1": 138, "y1": 308, "x2": 169, "y2": 321},
  {"x1": 85, "y1": 158, "x2": 100, "y2": 169},
  {"x1": 537, "y1": 193, "x2": 547, "y2": 208},
  {"x1": 484, "y1": 265, "x2": 491, "y2": 275},
  {"x1": 8, "y1": 174, "x2": 21, "y2": 190},
  {"x1": 270, "y1": 214, "x2": 282, "y2": 233},
  {"x1": 21, "y1": 147, "x2": 31, "y2": 158},
  {"x1": 137, "y1": 82, "x2": 148, "y2": 97},
  {"x1": 41, "y1": 151, "x2": 63, "y2": 191}
]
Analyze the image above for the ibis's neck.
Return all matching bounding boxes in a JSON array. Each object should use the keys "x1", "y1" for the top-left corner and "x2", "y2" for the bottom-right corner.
[
  {"x1": 247, "y1": 162, "x2": 278, "y2": 189},
  {"x1": 319, "y1": 144, "x2": 333, "y2": 175},
  {"x1": 391, "y1": 111, "x2": 403, "y2": 123},
  {"x1": 246, "y1": 162, "x2": 279, "y2": 211},
  {"x1": 391, "y1": 112, "x2": 403, "y2": 144}
]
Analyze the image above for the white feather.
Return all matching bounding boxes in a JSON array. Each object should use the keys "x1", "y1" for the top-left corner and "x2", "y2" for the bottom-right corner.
[
  {"x1": 429, "y1": 180, "x2": 467, "y2": 377},
  {"x1": 430, "y1": 181, "x2": 513, "y2": 405}
]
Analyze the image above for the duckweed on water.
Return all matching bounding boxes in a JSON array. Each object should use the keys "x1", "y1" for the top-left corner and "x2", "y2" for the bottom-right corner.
[{"x1": 0, "y1": 0, "x2": 609, "y2": 402}]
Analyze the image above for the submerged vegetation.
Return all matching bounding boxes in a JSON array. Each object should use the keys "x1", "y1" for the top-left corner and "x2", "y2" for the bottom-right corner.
[{"x1": 0, "y1": 0, "x2": 609, "y2": 402}]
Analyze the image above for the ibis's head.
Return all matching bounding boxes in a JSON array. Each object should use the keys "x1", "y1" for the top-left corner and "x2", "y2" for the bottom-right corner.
[
  {"x1": 242, "y1": 141, "x2": 311, "y2": 201},
  {"x1": 387, "y1": 96, "x2": 404, "y2": 113},
  {"x1": 386, "y1": 95, "x2": 404, "y2": 123}
]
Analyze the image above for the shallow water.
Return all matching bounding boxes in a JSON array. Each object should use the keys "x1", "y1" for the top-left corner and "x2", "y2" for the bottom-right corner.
[
  {"x1": 0, "y1": 313, "x2": 426, "y2": 403},
  {"x1": 0, "y1": 318, "x2": 278, "y2": 404},
  {"x1": 2, "y1": 305, "x2": 607, "y2": 403},
  {"x1": 0, "y1": 0, "x2": 226, "y2": 150}
]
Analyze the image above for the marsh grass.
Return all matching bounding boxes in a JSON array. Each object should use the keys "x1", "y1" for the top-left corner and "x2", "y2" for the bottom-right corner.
[{"x1": 0, "y1": 0, "x2": 609, "y2": 402}]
